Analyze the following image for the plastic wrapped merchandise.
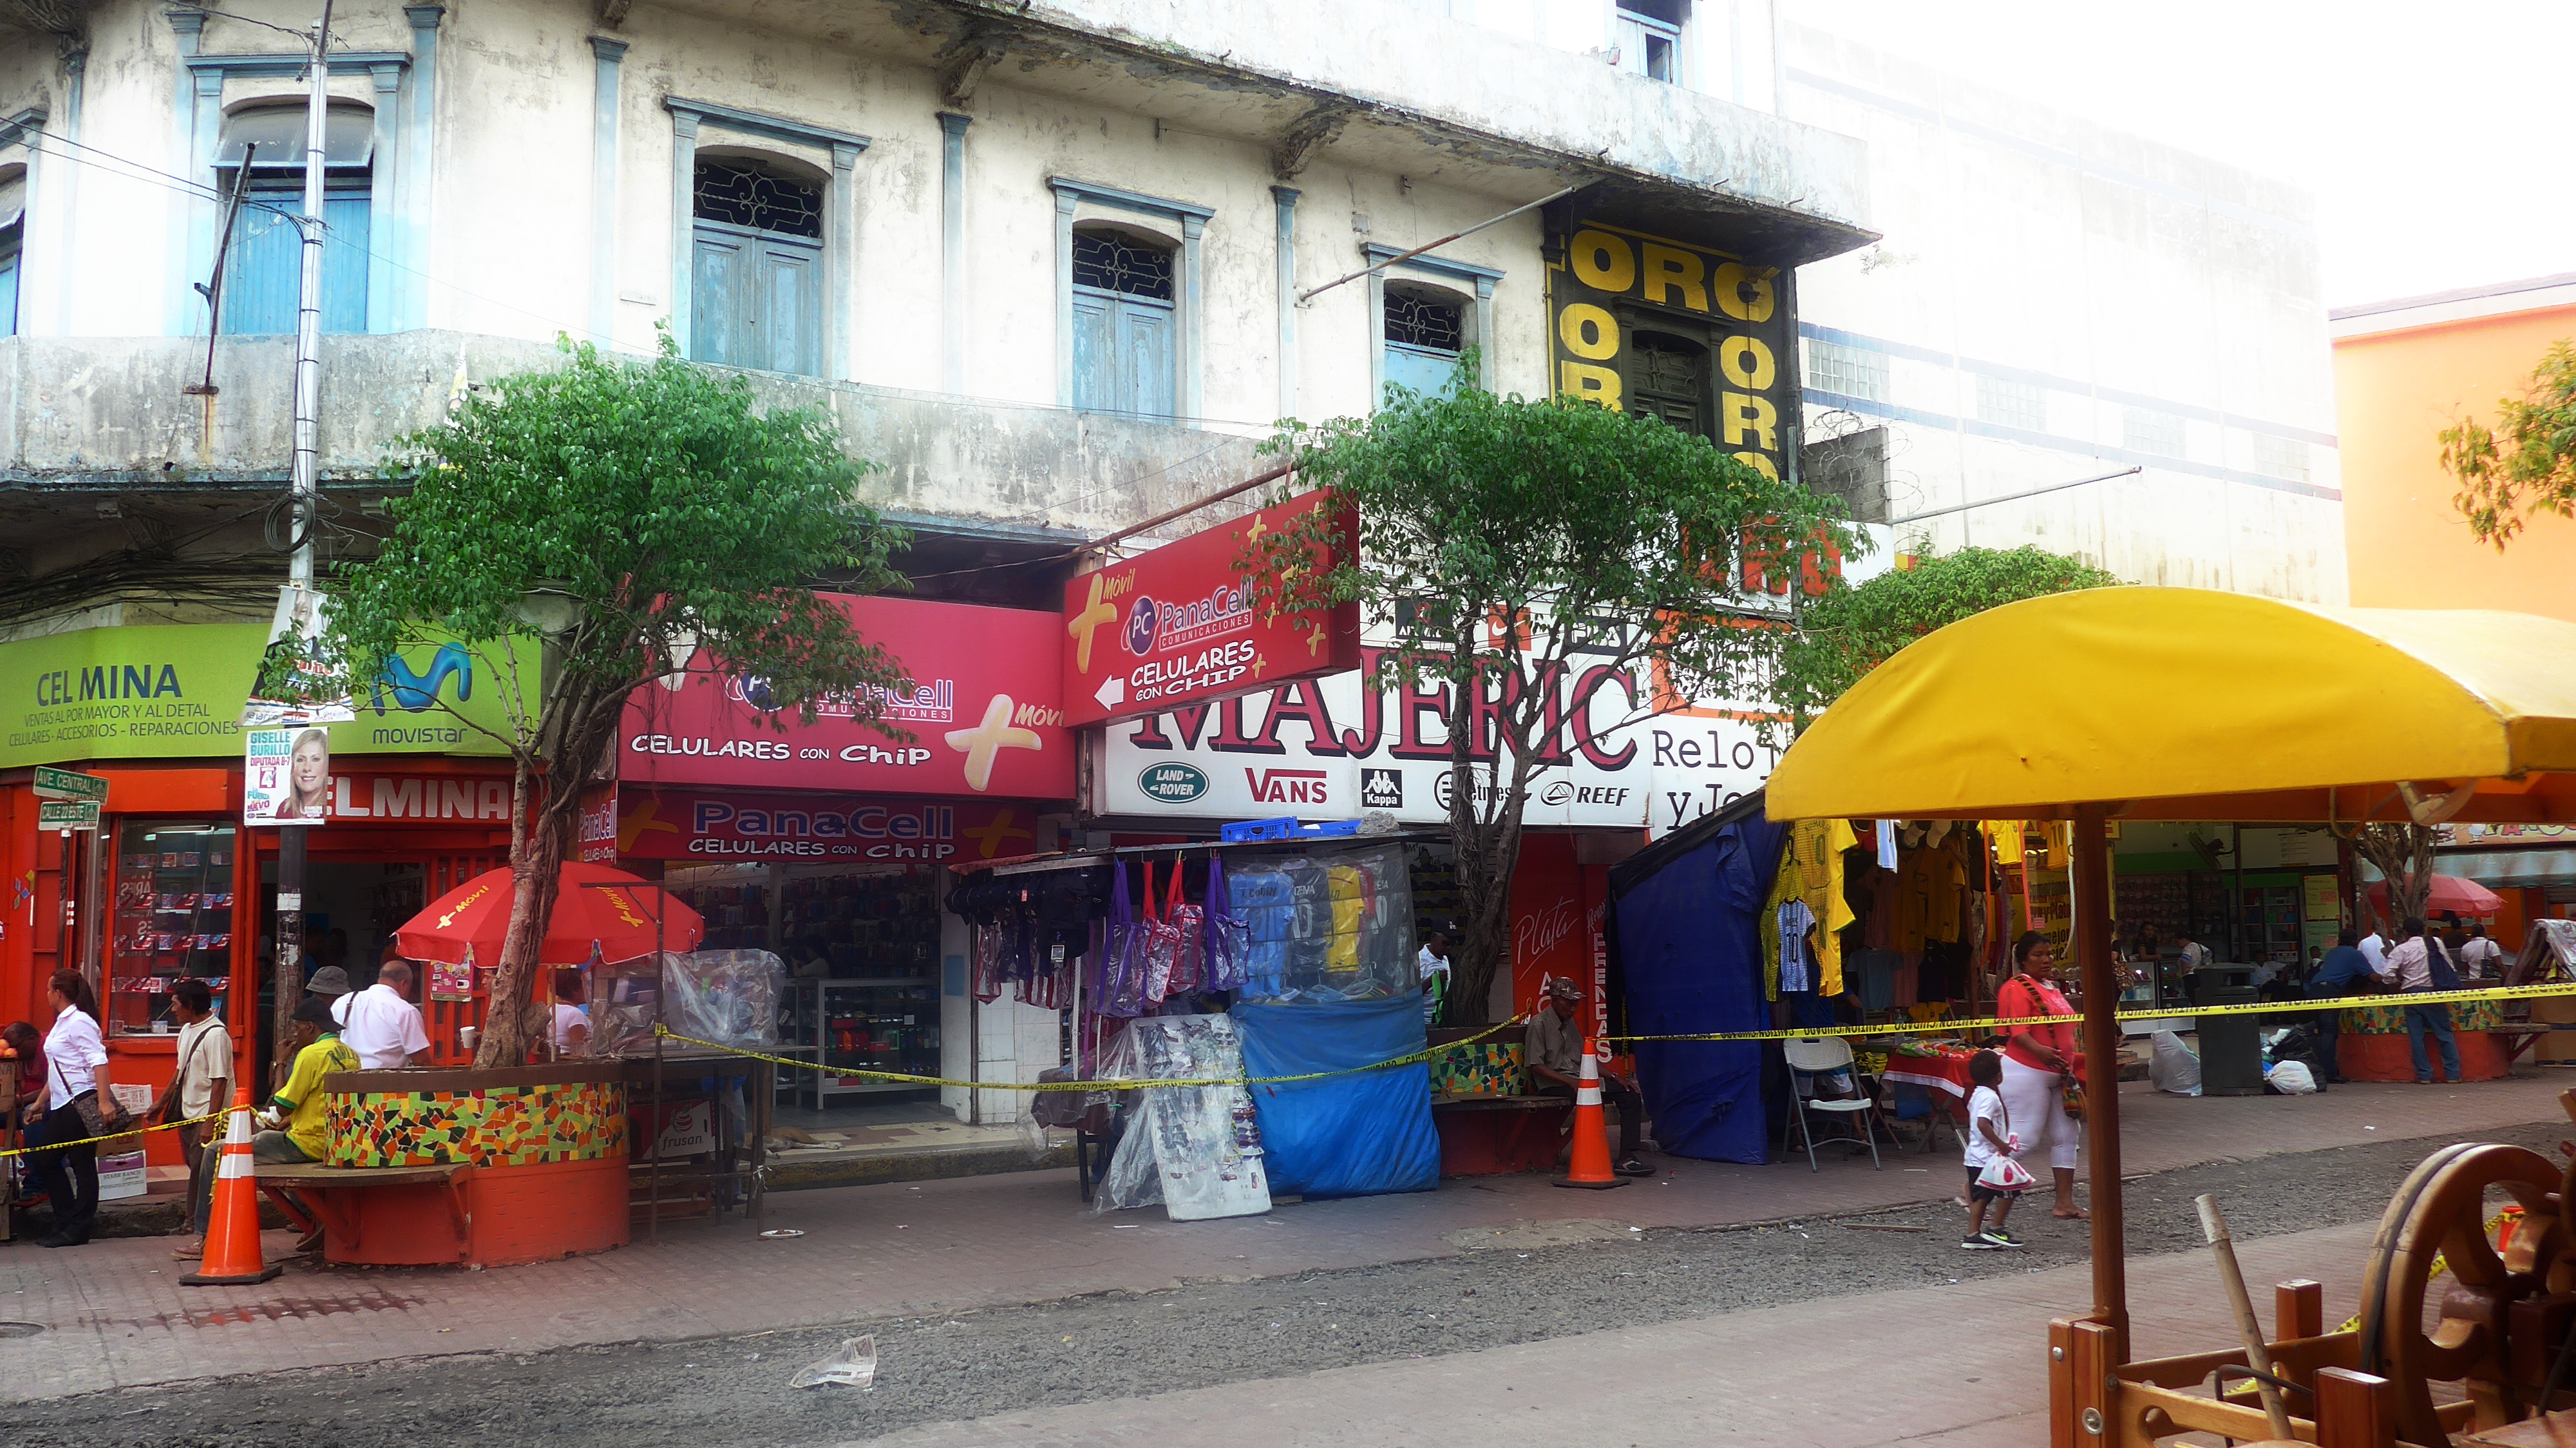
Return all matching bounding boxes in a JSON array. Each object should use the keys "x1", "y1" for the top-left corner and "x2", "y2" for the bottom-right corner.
[
  {"x1": 2265, "y1": 1059, "x2": 2318, "y2": 1095},
  {"x1": 1235, "y1": 844, "x2": 1415, "y2": 1004},
  {"x1": 591, "y1": 950, "x2": 784, "y2": 1056},
  {"x1": 2149, "y1": 1029, "x2": 2202, "y2": 1097},
  {"x1": 667, "y1": 949, "x2": 787, "y2": 1051}
]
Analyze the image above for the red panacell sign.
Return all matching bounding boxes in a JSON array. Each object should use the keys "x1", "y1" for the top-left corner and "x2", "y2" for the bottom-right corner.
[
  {"x1": 1060, "y1": 489, "x2": 1361, "y2": 727},
  {"x1": 620, "y1": 594, "x2": 1072, "y2": 799},
  {"x1": 613, "y1": 789, "x2": 1054, "y2": 863}
]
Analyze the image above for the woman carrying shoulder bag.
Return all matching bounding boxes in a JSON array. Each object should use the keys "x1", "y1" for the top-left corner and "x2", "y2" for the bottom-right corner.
[
  {"x1": 1996, "y1": 933, "x2": 2089, "y2": 1221},
  {"x1": 30, "y1": 968, "x2": 119, "y2": 1248}
]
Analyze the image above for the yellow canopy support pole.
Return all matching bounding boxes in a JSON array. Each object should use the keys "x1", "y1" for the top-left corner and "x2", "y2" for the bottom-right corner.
[{"x1": 2073, "y1": 803, "x2": 2128, "y2": 1350}]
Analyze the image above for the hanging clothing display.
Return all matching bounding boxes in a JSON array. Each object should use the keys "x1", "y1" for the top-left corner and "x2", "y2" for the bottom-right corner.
[{"x1": 1777, "y1": 898, "x2": 1816, "y2": 993}]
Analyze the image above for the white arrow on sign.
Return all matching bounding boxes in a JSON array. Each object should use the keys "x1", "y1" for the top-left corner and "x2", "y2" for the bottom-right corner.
[{"x1": 1094, "y1": 675, "x2": 1126, "y2": 710}]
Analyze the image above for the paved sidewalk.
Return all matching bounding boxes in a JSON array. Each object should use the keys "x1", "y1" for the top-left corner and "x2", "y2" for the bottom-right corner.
[
  {"x1": 4, "y1": 1070, "x2": 2567, "y2": 1404},
  {"x1": 861, "y1": 1217, "x2": 2387, "y2": 1447}
]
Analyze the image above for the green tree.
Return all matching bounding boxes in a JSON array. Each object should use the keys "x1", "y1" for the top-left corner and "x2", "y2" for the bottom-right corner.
[
  {"x1": 2441, "y1": 339, "x2": 2576, "y2": 547},
  {"x1": 1771, "y1": 545, "x2": 2121, "y2": 725},
  {"x1": 1244, "y1": 379, "x2": 1852, "y2": 1026},
  {"x1": 330, "y1": 337, "x2": 911, "y2": 1066}
]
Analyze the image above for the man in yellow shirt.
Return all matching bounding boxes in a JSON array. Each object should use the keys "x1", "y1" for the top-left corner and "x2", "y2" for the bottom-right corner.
[{"x1": 254, "y1": 998, "x2": 357, "y2": 1165}]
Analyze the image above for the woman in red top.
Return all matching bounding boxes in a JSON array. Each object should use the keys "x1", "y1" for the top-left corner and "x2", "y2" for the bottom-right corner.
[{"x1": 1996, "y1": 931, "x2": 2088, "y2": 1220}]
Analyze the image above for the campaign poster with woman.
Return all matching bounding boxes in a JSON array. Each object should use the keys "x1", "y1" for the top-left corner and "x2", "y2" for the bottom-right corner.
[{"x1": 244, "y1": 727, "x2": 332, "y2": 824}]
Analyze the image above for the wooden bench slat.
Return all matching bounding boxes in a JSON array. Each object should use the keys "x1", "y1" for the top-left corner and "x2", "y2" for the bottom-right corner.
[{"x1": 252, "y1": 1163, "x2": 472, "y2": 1188}]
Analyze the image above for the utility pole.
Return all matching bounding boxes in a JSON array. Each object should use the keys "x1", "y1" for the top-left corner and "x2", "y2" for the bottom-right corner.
[{"x1": 272, "y1": 0, "x2": 334, "y2": 1085}]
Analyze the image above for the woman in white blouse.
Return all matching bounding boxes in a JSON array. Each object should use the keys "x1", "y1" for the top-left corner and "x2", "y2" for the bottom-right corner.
[{"x1": 30, "y1": 969, "x2": 109, "y2": 1247}]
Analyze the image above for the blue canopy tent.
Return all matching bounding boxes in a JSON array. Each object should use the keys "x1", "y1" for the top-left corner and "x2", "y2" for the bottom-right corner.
[{"x1": 1603, "y1": 790, "x2": 1786, "y2": 1164}]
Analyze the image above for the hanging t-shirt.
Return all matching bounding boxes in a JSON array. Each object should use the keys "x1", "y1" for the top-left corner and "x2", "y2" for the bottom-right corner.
[
  {"x1": 1895, "y1": 846, "x2": 1968, "y2": 951},
  {"x1": 1777, "y1": 899, "x2": 1817, "y2": 994},
  {"x1": 1862, "y1": 864, "x2": 1900, "y2": 951}
]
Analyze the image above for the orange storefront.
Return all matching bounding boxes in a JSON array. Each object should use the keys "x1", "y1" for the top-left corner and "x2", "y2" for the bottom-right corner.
[
  {"x1": 2335, "y1": 274, "x2": 2576, "y2": 620},
  {"x1": 2, "y1": 622, "x2": 531, "y2": 1168}
]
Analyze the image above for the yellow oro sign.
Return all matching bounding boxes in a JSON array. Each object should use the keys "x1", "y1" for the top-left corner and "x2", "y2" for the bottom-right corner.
[{"x1": 1547, "y1": 221, "x2": 1794, "y2": 485}]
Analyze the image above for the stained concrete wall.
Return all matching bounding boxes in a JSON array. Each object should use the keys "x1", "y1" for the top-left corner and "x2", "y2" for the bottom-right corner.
[{"x1": 1780, "y1": 23, "x2": 2345, "y2": 603}]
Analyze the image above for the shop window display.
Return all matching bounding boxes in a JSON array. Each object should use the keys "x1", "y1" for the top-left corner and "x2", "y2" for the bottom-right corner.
[{"x1": 108, "y1": 821, "x2": 236, "y2": 1036}]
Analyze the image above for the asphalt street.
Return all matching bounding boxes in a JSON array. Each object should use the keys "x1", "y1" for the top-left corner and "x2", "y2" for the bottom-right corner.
[{"x1": 17, "y1": 1118, "x2": 2568, "y2": 1448}]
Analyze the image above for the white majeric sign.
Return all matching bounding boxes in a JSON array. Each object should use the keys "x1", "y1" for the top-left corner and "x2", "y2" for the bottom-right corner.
[{"x1": 1095, "y1": 659, "x2": 1783, "y2": 836}]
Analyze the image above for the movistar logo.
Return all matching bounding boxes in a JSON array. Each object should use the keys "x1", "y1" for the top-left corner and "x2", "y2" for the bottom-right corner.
[{"x1": 372, "y1": 642, "x2": 473, "y2": 714}]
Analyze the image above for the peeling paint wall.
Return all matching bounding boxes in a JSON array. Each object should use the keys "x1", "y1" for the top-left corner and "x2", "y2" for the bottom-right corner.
[{"x1": 1781, "y1": 24, "x2": 2345, "y2": 603}]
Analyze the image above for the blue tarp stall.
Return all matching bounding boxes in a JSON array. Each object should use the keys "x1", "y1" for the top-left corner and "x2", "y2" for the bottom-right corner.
[
  {"x1": 1232, "y1": 997, "x2": 1440, "y2": 1198},
  {"x1": 1604, "y1": 790, "x2": 1786, "y2": 1165}
]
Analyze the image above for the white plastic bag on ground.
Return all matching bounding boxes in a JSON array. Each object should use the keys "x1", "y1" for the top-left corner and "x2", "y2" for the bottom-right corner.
[
  {"x1": 2150, "y1": 1030, "x2": 2202, "y2": 1097},
  {"x1": 2266, "y1": 1060, "x2": 2318, "y2": 1095},
  {"x1": 790, "y1": 1335, "x2": 877, "y2": 1390}
]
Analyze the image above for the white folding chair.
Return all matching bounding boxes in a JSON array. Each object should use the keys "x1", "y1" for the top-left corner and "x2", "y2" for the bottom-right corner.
[{"x1": 1781, "y1": 1036, "x2": 1885, "y2": 1172}]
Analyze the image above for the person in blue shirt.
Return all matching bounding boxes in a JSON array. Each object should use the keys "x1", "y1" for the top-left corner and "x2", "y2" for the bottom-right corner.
[{"x1": 2307, "y1": 928, "x2": 2377, "y2": 1085}]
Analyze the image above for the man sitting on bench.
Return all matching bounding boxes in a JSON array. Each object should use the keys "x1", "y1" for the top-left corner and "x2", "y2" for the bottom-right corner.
[{"x1": 1525, "y1": 978, "x2": 1654, "y2": 1177}]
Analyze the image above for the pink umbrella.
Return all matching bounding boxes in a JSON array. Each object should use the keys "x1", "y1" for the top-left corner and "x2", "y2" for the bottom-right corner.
[{"x1": 2365, "y1": 873, "x2": 2505, "y2": 917}]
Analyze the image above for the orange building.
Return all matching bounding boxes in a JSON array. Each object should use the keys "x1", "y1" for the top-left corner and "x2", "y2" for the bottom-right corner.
[
  {"x1": 2334, "y1": 273, "x2": 2576, "y2": 620},
  {"x1": 2336, "y1": 275, "x2": 2576, "y2": 976}
]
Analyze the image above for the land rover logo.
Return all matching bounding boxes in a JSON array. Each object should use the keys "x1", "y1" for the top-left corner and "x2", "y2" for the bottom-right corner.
[{"x1": 1137, "y1": 762, "x2": 1209, "y2": 804}]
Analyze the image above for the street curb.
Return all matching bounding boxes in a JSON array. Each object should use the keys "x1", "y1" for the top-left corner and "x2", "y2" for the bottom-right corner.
[{"x1": 766, "y1": 1139, "x2": 1076, "y2": 1192}]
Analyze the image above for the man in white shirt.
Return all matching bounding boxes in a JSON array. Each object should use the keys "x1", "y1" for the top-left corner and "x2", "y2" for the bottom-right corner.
[
  {"x1": 333, "y1": 960, "x2": 432, "y2": 1069},
  {"x1": 1417, "y1": 930, "x2": 1452, "y2": 1026},
  {"x1": 2457, "y1": 924, "x2": 2506, "y2": 980},
  {"x1": 2358, "y1": 927, "x2": 2390, "y2": 973},
  {"x1": 154, "y1": 978, "x2": 234, "y2": 1257},
  {"x1": 2374, "y1": 917, "x2": 2462, "y2": 1084}
]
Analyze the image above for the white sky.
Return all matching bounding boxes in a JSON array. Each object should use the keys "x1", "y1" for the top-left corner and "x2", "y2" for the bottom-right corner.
[{"x1": 1786, "y1": 0, "x2": 2576, "y2": 309}]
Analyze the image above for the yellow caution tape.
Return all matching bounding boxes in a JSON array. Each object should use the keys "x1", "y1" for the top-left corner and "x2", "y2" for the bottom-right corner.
[
  {"x1": 1603, "y1": 980, "x2": 2576, "y2": 1047},
  {"x1": 0, "y1": 1107, "x2": 231, "y2": 1159},
  {"x1": 652, "y1": 1014, "x2": 1529, "y2": 1092}
]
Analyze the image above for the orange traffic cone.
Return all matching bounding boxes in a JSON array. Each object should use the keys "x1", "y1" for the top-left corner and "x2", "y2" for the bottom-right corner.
[
  {"x1": 1553, "y1": 1038, "x2": 1629, "y2": 1191},
  {"x1": 182, "y1": 1087, "x2": 282, "y2": 1286}
]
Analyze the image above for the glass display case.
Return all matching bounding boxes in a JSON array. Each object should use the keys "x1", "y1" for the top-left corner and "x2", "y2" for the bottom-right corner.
[
  {"x1": 106, "y1": 821, "x2": 237, "y2": 1038},
  {"x1": 783, "y1": 978, "x2": 940, "y2": 1103}
]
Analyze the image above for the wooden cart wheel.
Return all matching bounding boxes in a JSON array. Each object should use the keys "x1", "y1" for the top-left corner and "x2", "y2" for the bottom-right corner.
[{"x1": 2360, "y1": 1143, "x2": 2563, "y2": 1445}]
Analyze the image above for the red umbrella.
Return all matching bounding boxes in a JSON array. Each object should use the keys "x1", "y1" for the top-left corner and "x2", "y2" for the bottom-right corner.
[
  {"x1": 2365, "y1": 873, "x2": 2505, "y2": 917},
  {"x1": 395, "y1": 862, "x2": 705, "y2": 966}
]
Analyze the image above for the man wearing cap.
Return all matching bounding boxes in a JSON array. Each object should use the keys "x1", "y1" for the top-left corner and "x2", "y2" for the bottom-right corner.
[
  {"x1": 1525, "y1": 978, "x2": 1654, "y2": 1177},
  {"x1": 255, "y1": 998, "x2": 358, "y2": 1165},
  {"x1": 303, "y1": 964, "x2": 352, "y2": 1005}
]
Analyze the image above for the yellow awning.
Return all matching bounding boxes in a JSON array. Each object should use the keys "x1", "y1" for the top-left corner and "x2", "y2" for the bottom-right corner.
[{"x1": 1764, "y1": 587, "x2": 2576, "y2": 824}]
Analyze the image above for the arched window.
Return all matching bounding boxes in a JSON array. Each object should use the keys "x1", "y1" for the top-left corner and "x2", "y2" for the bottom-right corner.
[
  {"x1": 0, "y1": 166, "x2": 23, "y2": 338},
  {"x1": 213, "y1": 102, "x2": 374, "y2": 335},
  {"x1": 1628, "y1": 330, "x2": 1710, "y2": 439},
  {"x1": 690, "y1": 155, "x2": 825, "y2": 377},
  {"x1": 1382, "y1": 281, "x2": 1468, "y2": 399},
  {"x1": 1069, "y1": 224, "x2": 1177, "y2": 417}
]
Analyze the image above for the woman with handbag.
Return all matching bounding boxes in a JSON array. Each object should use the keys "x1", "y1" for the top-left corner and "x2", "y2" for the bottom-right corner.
[
  {"x1": 1996, "y1": 932, "x2": 2088, "y2": 1221},
  {"x1": 30, "y1": 969, "x2": 118, "y2": 1248}
]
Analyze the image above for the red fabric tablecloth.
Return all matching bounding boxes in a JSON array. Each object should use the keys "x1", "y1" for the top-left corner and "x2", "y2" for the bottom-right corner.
[{"x1": 1880, "y1": 1052, "x2": 1976, "y2": 1099}]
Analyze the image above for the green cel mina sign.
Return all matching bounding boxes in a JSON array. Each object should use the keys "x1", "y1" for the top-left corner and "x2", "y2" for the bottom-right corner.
[{"x1": 6, "y1": 624, "x2": 533, "y2": 768}]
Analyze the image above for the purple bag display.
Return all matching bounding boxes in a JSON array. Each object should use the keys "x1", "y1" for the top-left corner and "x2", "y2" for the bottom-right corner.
[
  {"x1": 1202, "y1": 859, "x2": 1249, "y2": 992},
  {"x1": 1097, "y1": 859, "x2": 1150, "y2": 1017}
]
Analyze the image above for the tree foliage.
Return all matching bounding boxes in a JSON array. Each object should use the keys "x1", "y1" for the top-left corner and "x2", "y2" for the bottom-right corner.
[
  {"x1": 1771, "y1": 545, "x2": 2121, "y2": 725},
  {"x1": 330, "y1": 336, "x2": 911, "y2": 1065},
  {"x1": 2442, "y1": 339, "x2": 2576, "y2": 548},
  {"x1": 1244, "y1": 376, "x2": 1852, "y2": 1025}
]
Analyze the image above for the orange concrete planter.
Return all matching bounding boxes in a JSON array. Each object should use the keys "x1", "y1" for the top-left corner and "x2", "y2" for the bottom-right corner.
[
  {"x1": 2336, "y1": 1030, "x2": 2510, "y2": 1084},
  {"x1": 312, "y1": 1063, "x2": 632, "y2": 1267}
]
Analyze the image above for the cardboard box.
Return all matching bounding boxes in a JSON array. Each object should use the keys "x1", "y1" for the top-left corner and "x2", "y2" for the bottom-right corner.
[{"x1": 98, "y1": 1150, "x2": 149, "y2": 1201}]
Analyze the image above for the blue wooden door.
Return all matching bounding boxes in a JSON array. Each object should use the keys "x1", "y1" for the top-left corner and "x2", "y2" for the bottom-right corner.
[
  {"x1": 1072, "y1": 289, "x2": 1175, "y2": 417},
  {"x1": 1383, "y1": 343, "x2": 1461, "y2": 400},
  {"x1": 691, "y1": 221, "x2": 822, "y2": 376},
  {"x1": 0, "y1": 236, "x2": 18, "y2": 338},
  {"x1": 222, "y1": 188, "x2": 370, "y2": 334}
]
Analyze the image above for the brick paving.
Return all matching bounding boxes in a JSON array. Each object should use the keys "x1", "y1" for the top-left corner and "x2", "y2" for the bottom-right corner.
[
  {"x1": 860, "y1": 1217, "x2": 2386, "y2": 1447},
  {"x1": 3, "y1": 1070, "x2": 2567, "y2": 1405}
]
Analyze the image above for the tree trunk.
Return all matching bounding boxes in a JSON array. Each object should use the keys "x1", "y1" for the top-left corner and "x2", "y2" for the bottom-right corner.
[
  {"x1": 2350, "y1": 823, "x2": 2437, "y2": 933},
  {"x1": 475, "y1": 804, "x2": 571, "y2": 1067}
]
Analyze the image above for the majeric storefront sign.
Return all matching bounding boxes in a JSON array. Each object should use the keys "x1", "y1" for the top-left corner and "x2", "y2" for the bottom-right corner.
[
  {"x1": 1061, "y1": 489, "x2": 1362, "y2": 728},
  {"x1": 621, "y1": 593, "x2": 1072, "y2": 799},
  {"x1": 6, "y1": 624, "x2": 529, "y2": 768},
  {"x1": 1547, "y1": 221, "x2": 1796, "y2": 491},
  {"x1": 1099, "y1": 647, "x2": 1781, "y2": 834}
]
